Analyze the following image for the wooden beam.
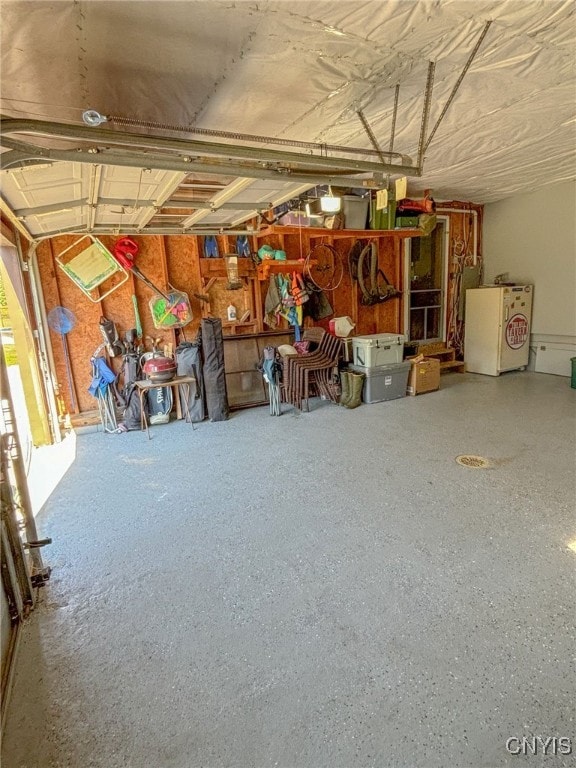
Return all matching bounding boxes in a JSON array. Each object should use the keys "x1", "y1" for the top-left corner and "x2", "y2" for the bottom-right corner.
[
  {"x1": 47, "y1": 240, "x2": 80, "y2": 414},
  {"x1": 1, "y1": 218, "x2": 17, "y2": 246},
  {"x1": 157, "y1": 235, "x2": 177, "y2": 350}
]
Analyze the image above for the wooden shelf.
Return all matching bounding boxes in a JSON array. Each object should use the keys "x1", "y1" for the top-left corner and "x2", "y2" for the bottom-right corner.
[
  {"x1": 256, "y1": 259, "x2": 314, "y2": 281},
  {"x1": 440, "y1": 360, "x2": 466, "y2": 373},
  {"x1": 255, "y1": 225, "x2": 422, "y2": 239},
  {"x1": 416, "y1": 343, "x2": 466, "y2": 374},
  {"x1": 222, "y1": 321, "x2": 259, "y2": 335},
  {"x1": 199, "y1": 258, "x2": 256, "y2": 278},
  {"x1": 222, "y1": 329, "x2": 294, "y2": 341}
]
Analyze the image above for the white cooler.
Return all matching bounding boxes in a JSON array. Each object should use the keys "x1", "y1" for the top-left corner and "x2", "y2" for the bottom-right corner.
[{"x1": 352, "y1": 333, "x2": 405, "y2": 368}]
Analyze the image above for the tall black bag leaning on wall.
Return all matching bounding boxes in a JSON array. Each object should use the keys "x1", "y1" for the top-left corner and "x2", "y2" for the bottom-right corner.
[
  {"x1": 201, "y1": 318, "x2": 229, "y2": 422},
  {"x1": 175, "y1": 335, "x2": 206, "y2": 423},
  {"x1": 119, "y1": 349, "x2": 144, "y2": 431}
]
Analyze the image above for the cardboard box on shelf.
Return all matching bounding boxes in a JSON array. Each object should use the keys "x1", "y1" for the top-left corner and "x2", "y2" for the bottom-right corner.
[{"x1": 406, "y1": 355, "x2": 440, "y2": 396}]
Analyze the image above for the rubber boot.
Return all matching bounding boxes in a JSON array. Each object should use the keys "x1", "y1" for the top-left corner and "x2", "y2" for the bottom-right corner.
[
  {"x1": 345, "y1": 372, "x2": 365, "y2": 409},
  {"x1": 339, "y1": 370, "x2": 351, "y2": 406}
]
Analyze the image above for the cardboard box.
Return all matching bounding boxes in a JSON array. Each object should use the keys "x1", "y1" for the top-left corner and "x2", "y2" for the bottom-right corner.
[{"x1": 406, "y1": 355, "x2": 440, "y2": 395}]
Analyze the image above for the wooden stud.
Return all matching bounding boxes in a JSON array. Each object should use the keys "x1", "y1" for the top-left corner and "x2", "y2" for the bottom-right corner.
[{"x1": 157, "y1": 235, "x2": 177, "y2": 350}]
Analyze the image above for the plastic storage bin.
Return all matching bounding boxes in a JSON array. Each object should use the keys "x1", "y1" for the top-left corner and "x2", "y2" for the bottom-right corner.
[
  {"x1": 369, "y1": 197, "x2": 397, "y2": 230},
  {"x1": 343, "y1": 195, "x2": 369, "y2": 229},
  {"x1": 278, "y1": 211, "x2": 313, "y2": 227},
  {"x1": 349, "y1": 361, "x2": 411, "y2": 404},
  {"x1": 395, "y1": 215, "x2": 419, "y2": 228},
  {"x1": 352, "y1": 333, "x2": 405, "y2": 367}
]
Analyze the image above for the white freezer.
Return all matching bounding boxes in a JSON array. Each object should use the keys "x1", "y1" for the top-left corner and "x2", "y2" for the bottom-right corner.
[{"x1": 464, "y1": 285, "x2": 533, "y2": 375}]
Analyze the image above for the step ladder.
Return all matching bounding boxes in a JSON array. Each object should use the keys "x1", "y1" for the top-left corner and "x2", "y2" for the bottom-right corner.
[{"x1": 416, "y1": 342, "x2": 466, "y2": 373}]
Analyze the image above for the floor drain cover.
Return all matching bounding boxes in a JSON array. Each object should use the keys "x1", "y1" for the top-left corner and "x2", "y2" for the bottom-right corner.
[{"x1": 455, "y1": 454, "x2": 491, "y2": 468}]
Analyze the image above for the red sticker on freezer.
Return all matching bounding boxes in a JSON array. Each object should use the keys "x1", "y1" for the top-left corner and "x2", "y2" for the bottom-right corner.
[{"x1": 506, "y1": 314, "x2": 529, "y2": 349}]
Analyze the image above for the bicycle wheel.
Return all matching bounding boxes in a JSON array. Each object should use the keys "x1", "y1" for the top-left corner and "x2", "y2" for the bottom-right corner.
[{"x1": 304, "y1": 243, "x2": 344, "y2": 292}]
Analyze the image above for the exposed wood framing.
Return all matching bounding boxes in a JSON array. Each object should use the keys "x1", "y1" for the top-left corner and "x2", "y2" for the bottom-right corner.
[{"x1": 30, "y1": 206, "x2": 481, "y2": 415}]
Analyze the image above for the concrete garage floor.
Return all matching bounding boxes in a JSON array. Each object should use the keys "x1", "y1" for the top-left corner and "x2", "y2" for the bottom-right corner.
[{"x1": 3, "y1": 371, "x2": 575, "y2": 768}]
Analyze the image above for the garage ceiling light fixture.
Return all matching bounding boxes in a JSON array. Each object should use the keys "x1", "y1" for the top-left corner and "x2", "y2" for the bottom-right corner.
[{"x1": 320, "y1": 189, "x2": 341, "y2": 213}]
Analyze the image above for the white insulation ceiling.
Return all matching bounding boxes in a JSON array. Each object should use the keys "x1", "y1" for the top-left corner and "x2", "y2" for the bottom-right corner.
[{"x1": 1, "y1": 0, "x2": 575, "y2": 238}]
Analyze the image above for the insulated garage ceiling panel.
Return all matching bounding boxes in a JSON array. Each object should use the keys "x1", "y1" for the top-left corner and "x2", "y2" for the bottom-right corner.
[
  {"x1": 1, "y1": 162, "x2": 188, "y2": 237},
  {"x1": 0, "y1": 0, "x2": 574, "y2": 241},
  {"x1": 1, "y1": 163, "x2": 89, "y2": 236},
  {"x1": 183, "y1": 179, "x2": 318, "y2": 228}
]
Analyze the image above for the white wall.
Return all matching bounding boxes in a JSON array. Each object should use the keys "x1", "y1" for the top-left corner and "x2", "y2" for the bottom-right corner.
[{"x1": 483, "y1": 181, "x2": 576, "y2": 339}]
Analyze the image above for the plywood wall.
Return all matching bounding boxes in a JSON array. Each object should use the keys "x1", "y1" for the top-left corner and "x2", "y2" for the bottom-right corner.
[
  {"x1": 255, "y1": 231, "x2": 403, "y2": 336},
  {"x1": 36, "y1": 234, "x2": 208, "y2": 414},
  {"x1": 34, "y1": 206, "x2": 482, "y2": 415}
]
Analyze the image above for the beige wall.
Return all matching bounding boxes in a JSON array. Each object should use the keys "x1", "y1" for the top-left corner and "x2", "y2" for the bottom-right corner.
[{"x1": 483, "y1": 181, "x2": 576, "y2": 338}]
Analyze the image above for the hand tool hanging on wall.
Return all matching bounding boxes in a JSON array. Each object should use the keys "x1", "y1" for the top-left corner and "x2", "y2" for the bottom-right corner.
[
  {"x1": 47, "y1": 306, "x2": 78, "y2": 412},
  {"x1": 131, "y1": 294, "x2": 143, "y2": 338},
  {"x1": 112, "y1": 238, "x2": 170, "y2": 300}
]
